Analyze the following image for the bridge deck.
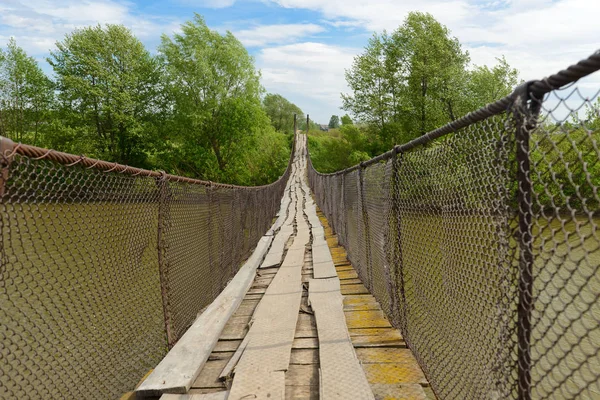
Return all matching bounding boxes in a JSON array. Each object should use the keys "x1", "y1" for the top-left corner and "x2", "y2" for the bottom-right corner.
[
  {"x1": 138, "y1": 134, "x2": 434, "y2": 400},
  {"x1": 181, "y1": 211, "x2": 434, "y2": 399}
]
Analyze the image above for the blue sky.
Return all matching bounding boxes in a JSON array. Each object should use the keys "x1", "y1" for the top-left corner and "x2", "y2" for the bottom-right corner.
[{"x1": 0, "y1": 0, "x2": 599, "y2": 123}]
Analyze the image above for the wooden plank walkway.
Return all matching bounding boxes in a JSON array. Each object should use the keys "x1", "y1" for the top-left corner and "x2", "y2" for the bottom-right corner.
[{"x1": 131, "y1": 134, "x2": 436, "y2": 400}]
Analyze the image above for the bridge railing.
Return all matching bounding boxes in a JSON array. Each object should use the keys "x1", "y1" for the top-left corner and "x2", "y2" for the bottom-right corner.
[
  {"x1": 308, "y1": 52, "x2": 600, "y2": 400},
  {"x1": 0, "y1": 135, "x2": 294, "y2": 399}
]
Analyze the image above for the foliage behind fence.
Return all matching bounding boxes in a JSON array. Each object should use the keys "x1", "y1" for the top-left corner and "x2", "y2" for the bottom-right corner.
[
  {"x1": 0, "y1": 138, "x2": 292, "y2": 399},
  {"x1": 308, "y1": 52, "x2": 600, "y2": 399}
]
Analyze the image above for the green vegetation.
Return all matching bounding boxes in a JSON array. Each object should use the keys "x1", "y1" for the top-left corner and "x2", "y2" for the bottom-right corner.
[
  {"x1": 48, "y1": 24, "x2": 162, "y2": 166},
  {"x1": 309, "y1": 12, "x2": 521, "y2": 173},
  {"x1": 0, "y1": 38, "x2": 53, "y2": 146},
  {"x1": 263, "y1": 93, "x2": 303, "y2": 135},
  {"x1": 0, "y1": 14, "x2": 294, "y2": 186},
  {"x1": 307, "y1": 11, "x2": 599, "y2": 214},
  {"x1": 328, "y1": 115, "x2": 340, "y2": 129}
]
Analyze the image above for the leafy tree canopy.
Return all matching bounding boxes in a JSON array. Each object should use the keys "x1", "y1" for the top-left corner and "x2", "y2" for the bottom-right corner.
[
  {"x1": 48, "y1": 24, "x2": 162, "y2": 166},
  {"x1": 328, "y1": 115, "x2": 340, "y2": 129},
  {"x1": 263, "y1": 93, "x2": 303, "y2": 134},
  {"x1": 342, "y1": 11, "x2": 517, "y2": 151},
  {"x1": 0, "y1": 38, "x2": 53, "y2": 145}
]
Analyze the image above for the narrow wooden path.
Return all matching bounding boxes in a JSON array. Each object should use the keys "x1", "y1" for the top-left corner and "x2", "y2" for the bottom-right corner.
[{"x1": 137, "y1": 134, "x2": 434, "y2": 400}]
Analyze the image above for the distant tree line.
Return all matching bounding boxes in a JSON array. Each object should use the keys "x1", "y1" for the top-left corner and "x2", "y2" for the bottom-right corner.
[{"x1": 0, "y1": 14, "x2": 300, "y2": 186}]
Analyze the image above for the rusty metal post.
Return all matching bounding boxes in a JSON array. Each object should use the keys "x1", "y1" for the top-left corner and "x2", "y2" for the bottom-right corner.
[
  {"x1": 339, "y1": 173, "x2": 346, "y2": 246},
  {"x1": 358, "y1": 162, "x2": 373, "y2": 291},
  {"x1": 157, "y1": 172, "x2": 175, "y2": 348},
  {"x1": 388, "y1": 148, "x2": 406, "y2": 330},
  {"x1": 513, "y1": 82, "x2": 541, "y2": 400},
  {"x1": 0, "y1": 136, "x2": 15, "y2": 198}
]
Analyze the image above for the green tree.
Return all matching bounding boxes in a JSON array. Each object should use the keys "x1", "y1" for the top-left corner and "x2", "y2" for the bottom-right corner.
[
  {"x1": 328, "y1": 115, "x2": 340, "y2": 129},
  {"x1": 263, "y1": 93, "x2": 303, "y2": 134},
  {"x1": 395, "y1": 12, "x2": 469, "y2": 134},
  {"x1": 341, "y1": 114, "x2": 353, "y2": 125},
  {"x1": 341, "y1": 12, "x2": 516, "y2": 154},
  {"x1": 0, "y1": 38, "x2": 54, "y2": 145},
  {"x1": 342, "y1": 32, "x2": 396, "y2": 138},
  {"x1": 461, "y1": 56, "x2": 518, "y2": 114},
  {"x1": 48, "y1": 24, "x2": 162, "y2": 166},
  {"x1": 159, "y1": 14, "x2": 267, "y2": 182}
]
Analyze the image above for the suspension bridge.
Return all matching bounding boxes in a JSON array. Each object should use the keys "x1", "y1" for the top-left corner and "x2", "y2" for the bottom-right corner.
[{"x1": 1, "y1": 52, "x2": 600, "y2": 400}]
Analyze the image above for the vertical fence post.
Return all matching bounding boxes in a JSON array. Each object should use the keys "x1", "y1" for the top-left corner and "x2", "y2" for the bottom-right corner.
[
  {"x1": 388, "y1": 148, "x2": 406, "y2": 330},
  {"x1": 358, "y1": 162, "x2": 373, "y2": 291},
  {"x1": 157, "y1": 172, "x2": 175, "y2": 348},
  {"x1": 0, "y1": 137, "x2": 15, "y2": 198},
  {"x1": 340, "y1": 174, "x2": 346, "y2": 246},
  {"x1": 306, "y1": 114, "x2": 309, "y2": 135},
  {"x1": 513, "y1": 83, "x2": 541, "y2": 400},
  {"x1": 294, "y1": 113, "x2": 297, "y2": 135}
]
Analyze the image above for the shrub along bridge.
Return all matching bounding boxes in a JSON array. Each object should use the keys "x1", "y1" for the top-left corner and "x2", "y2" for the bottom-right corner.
[{"x1": 1, "y1": 51, "x2": 600, "y2": 400}]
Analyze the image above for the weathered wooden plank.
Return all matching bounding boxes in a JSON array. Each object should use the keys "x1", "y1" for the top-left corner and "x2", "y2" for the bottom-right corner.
[
  {"x1": 191, "y1": 359, "x2": 229, "y2": 389},
  {"x1": 285, "y1": 385, "x2": 319, "y2": 400},
  {"x1": 368, "y1": 384, "x2": 428, "y2": 400},
  {"x1": 340, "y1": 283, "x2": 371, "y2": 295},
  {"x1": 285, "y1": 364, "x2": 319, "y2": 387},
  {"x1": 343, "y1": 297, "x2": 381, "y2": 312},
  {"x1": 351, "y1": 336, "x2": 406, "y2": 348},
  {"x1": 355, "y1": 348, "x2": 418, "y2": 364},
  {"x1": 213, "y1": 340, "x2": 241, "y2": 353},
  {"x1": 235, "y1": 299, "x2": 260, "y2": 316},
  {"x1": 187, "y1": 388, "x2": 230, "y2": 394},
  {"x1": 290, "y1": 349, "x2": 319, "y2": 365},
  {"x1": 344, "y1": 310, "x2": 392, "y2": 329},
  {"x1": 337, "y1": 270, "x2": 359, "y2": 280},
  {"x1": 229, "y1": 368, "x2": 285, "y2": 399},
  {"x1": 294, "y1": 312, "x2": 317, "y2": 338},
  {"x1": 339, "y1": 278, "x2": 363, "y2": 285},
  {"x1": 292, "y1": 337, "x2": 318, "y2": 349},
  {"x1": 348, "y1": 328, "x2": 402, "y2": 340},
  {"x1": 241, "y1": 293, "x2": 263, "y2": 300},
  {"x1": 312, "y1": 260, "x2": 337, "y2": 279},
  {"x1": 309, "y1": 278, "x2": 374, "y2": 400},
  {"x1": 228, "y1": 203, "x2": 307, "y2": 399},
  {"x1": 161, "y1": 391, "x2": 230, "y2": 400},
  {"x1": 262, "y1": 226, "x2": 294, "y2": 268},
  {"x1": 219, "y1": 334, "x2": 250, "y2": 381},
  {"x1": 137, "y1": 235, "x2": 273, "y2": 396},
  {"x1": 361, "y1": 363, "x2": 428, "y2": 386},
  {"x1": 246, "y1": 287, "x2": 267, "y2": 294}
]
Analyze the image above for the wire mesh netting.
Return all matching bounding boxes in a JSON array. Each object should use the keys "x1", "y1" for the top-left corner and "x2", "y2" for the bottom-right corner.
[
  {"x1": 0, "y1": 141, "x2": 292, "y2": 399},
  {"x1": 308, "y1": 55, "x2": 600, "y2": 399}
]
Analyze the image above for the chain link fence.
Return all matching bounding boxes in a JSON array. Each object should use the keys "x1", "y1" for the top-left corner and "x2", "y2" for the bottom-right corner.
[
  {"x1": 0, "y1": 138, "x2": 293, "y2": 399},
  {"x1": 308, "y1": 52, "x2": 600, "y2": 399}
]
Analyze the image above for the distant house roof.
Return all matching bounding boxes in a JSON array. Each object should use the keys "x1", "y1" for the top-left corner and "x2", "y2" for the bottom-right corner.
[{"x1": 319, "y1": 124, "x2": 329, "y2": 131}]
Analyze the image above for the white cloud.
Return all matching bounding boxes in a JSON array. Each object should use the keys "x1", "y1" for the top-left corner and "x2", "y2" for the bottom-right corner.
[
  {"x1": 234, "y1": 23, "x2": 325, "y2": 47},
  {"x1": 177, "y1": 0, "x2": 236, "y2": 8},
  {"x1": 269, "y1": 0, "x2": 472, "y2": 32},
  {"x1": 257, "y1": 42, "x2": 360, "y2": 122},
  {"x1": 267, "y1": 0, "x2": 600, "y2": 83},
  {"x1": 265, "y1": 0, "x2": 600, "y2": 121},
  {"x1": 0, "y1": 0, "x2": 180, "y2": 56}
]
